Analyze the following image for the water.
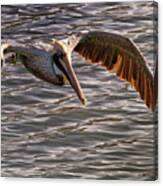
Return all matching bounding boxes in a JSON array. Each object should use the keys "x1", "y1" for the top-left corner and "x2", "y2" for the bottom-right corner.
[{"x1": 1, "y1": 1, "x2": 158, "y2": 180}]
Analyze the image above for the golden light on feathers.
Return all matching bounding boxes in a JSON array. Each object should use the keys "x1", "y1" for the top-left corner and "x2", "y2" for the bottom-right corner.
[{"x1": 74, "y1": 31, "x2": 156, "y2": 111}]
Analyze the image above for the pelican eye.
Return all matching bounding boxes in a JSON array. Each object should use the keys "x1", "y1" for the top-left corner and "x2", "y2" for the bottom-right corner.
[{"x1": 67, "y1": 41, "x2": 70, "y2": 45}]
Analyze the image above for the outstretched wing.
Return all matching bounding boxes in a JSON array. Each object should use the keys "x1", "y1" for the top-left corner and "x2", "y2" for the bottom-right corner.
[{"x1": 74, "y1": 31, "x2": 156, "y2": 111}]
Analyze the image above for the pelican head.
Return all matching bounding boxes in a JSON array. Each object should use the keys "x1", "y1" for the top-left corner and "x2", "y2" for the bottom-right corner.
[
  {"x1": 1, "y1": 43, "x2": 11, "y2": 67},
  {"x1": 52, "y1": 39, "x2": 87, "y2": 105}
]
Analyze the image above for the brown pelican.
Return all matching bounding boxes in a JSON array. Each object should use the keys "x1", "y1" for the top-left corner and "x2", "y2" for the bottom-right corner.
[{"x1": 1, "y1": 31, "x2": 157, "y2": 111}]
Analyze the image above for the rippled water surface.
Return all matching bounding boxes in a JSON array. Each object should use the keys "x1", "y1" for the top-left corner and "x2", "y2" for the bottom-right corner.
[{"x1": 1, "y1": 1, "x2": 158, "y2": 180}]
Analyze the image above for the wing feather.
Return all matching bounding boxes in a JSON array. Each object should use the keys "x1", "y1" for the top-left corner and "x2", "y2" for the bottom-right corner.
[{"x1": 74, "y1": 31, "x2": 156, "y2": 111}]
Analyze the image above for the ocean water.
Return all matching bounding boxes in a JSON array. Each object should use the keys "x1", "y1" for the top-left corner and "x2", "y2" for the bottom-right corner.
[{"x1": 1, "y1": 1, "x2": 158, "y2": 180}]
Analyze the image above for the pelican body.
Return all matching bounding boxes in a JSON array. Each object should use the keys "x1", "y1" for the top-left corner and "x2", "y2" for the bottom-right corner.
[
  {"x1": 1, "y1": 31, "x2": 157, "y2": 111},
  {"x1": 2, "y1": 41, "x2": 70, "y2": 85}
]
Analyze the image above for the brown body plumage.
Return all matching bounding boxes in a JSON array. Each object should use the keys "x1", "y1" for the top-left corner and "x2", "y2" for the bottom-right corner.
[{"x1": 1, "y1": 31, "x2": 157, "y2": 111}]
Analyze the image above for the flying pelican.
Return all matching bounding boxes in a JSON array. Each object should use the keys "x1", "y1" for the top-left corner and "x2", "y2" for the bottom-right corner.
[{"x1": 1, "y1": 31, "x2": 157, "y2": 111}]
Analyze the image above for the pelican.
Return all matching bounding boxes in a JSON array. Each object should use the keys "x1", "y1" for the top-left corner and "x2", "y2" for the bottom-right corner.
[{"x1": 1, "y1": 31, "x2": 157, "y2": 111}]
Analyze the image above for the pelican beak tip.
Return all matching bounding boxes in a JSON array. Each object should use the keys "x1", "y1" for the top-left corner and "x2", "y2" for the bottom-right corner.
[{"x1": 80, "y1": 96, "x2": 87, "y2": 106}]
